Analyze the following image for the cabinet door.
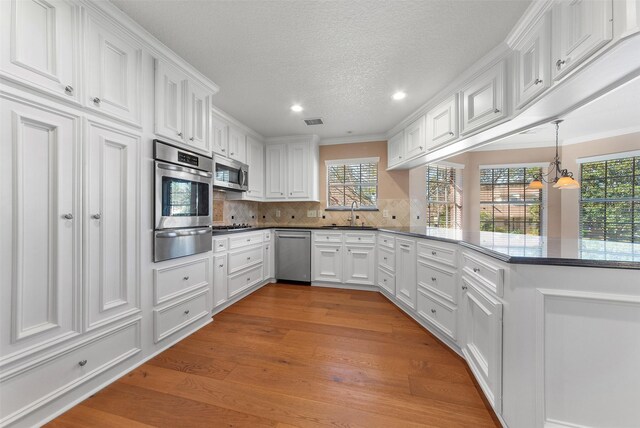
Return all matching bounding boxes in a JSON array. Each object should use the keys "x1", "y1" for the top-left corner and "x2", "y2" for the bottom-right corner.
[
  {"x1": 85, "y1": 121, "x2": 140, "y2": 331},
  {"x1": 0, "y1": 0, "x2": 79, "y2": 103},
  {"x1": 426, "y1": 96, "x2": 458, "y2": 148},
  {"x1": 228, "y1": 127, "x2": 246, "y2": 163},
  {"x1": 461, "y1": 277, "x2": 503, "y2": 413},
  {"x1": 287, "y1": 142, "x2": 310, "y2": 199},
  {"x1": 515, "y1": 14, "x2": 551, "y2": 110},
  {"x1": 395, "y1": 239, "x2": 416, "y2": 309},
  {"x1": 186, "y1": 81, "x2": 209, "y2": 152},
  {"x1": 552, "y1": 0, "x2": 612, "y2": 80},
  {"x1": 265, "y1": 144, "x2": 287, "y2": 199},
  {"x1": 460, "y1": 60, "x2": 507, "y2": 135},
  {"x1": 210, "y1": 113, "x2": 228, "y2": 156},
  {"x1": 312, "y1": 244, "x2": 343, "y2": 283},
  {"x1": 344, "y1": 245, "x2": 375, "y2": 286},
  {"x1": 0, "y1": 96, "x2": 80, "y2": 362},
  {"x1": 387, "y1": 130, "x2": 404, "y2": 167},
  {"x1": 212, "y1": 254, "x2": 227, "y2": 308},
  {"x1": 155, "y1": 59, "x2": 185, "y2": 143},
  {"x1": 404, "y1": 115, "x2": 426, "y2": 159},
  {"x1": 246, "y1": 136, "x2": 264, "y2": 198},
  {"x1": 263, "y1": 242, "x2": 274, "y2": 280},
  {"x1": 85, "y1": 12, "x2": 142, "y2": 125}
]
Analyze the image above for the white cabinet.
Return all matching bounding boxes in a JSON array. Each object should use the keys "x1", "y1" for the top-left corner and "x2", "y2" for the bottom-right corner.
[
  {"x1": 228, "y1": 126, "x2": 246, "y2": 163},
  {"x1": 0, "y1": 95, "x2": 80, "y2": 362},
  {"x1": 0, "y1": 0, "x2": 80, "y2": 104},
  {"x1": 246, "y1": 136, "x2": 264, "y2": 198},
  {"x1": 209, "y1": 112, "x2": 229, "y2": 156},
  {"x1": 344, "y1": 245, "x2": 376, "y2": 286},
  {"x1": 286, "y1": 142, "x2": 310, "y2": 199},
  {"x1": 404, "y1": 115, "x2": 426, "y2": 160},
  {"x1": 514, "y1": 14, "x2": 551, "y2": 109},
  {"x1": 395, "y1": 238, "x2": 417, "y2": 309},
  {"x1": 212, "y1": 254, "x2": 227, "y2": 308},
  {"x1": 84, "y1": 120, "x2": 140, "y2": 331},
  {"x1": 387, "y1": 130, "x2": 404, "y2": 168},
  {"x1": 461, "y1": 276, "x2": 503, "y2": 413},
  {"x1": 552, "y1": 0, "x2": 613, "y2": 80},
  {"x1": 313, "y1": 244, "x2": 344, "y2": 283},
  {"x1": 155, "y1": 59, "x2": 185, "y2": 142},
  {"x1": 425, "y1": 95, "x2": 459, "y2": 149},
  {"x1": 263, "y1": 239, "x2": 274, "y2": 280},
  {"x1": 265, "y1": 144, "x2": 287, "y2": 199},
  {"x1": 85, "y1": 11, "x2": 142, "y2": 125},
  {"x1": 185, "y1": 81, "x2": 209, "y2": 152},
  {"x1": 460, "y1": 60, "x2": 508, "y2": 135}
]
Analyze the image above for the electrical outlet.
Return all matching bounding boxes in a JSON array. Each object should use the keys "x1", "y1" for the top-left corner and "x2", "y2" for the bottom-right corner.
[
  {"x1": 307, "y1": 210, "x2": 316, "y2": 218},
  {"x1": 275, "y1": 210, "x2": 281, "y2": 218},
  {"x1": 383, "y1": 210, "x2": 389, "y2": 218}
]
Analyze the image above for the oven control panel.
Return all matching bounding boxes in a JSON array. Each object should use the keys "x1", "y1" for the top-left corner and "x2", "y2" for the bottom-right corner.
[{"x1": 178, "y1": 151, "x2": 199, "y2": 167}]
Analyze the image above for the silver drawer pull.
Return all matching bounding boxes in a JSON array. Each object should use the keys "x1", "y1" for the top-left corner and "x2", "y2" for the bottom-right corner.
[
  {"x1": 78, "y1": 360, "x2": 87, "y2": 367},
  {"x1": 534, "y1": 78, "x2": 543, "y2": 85},
  {"x1": 448, "y1": 131, "x2": 454, "y2": 136},
  {"x1": 184, "y1": 310, "x2": 190, "y2": 315},
  {"x1": 383, "y1": 257, "x2": 387, "y2": 260},
  {"x1": 246, "y1": 239, "x2": 251, "y2": 242},
  {"x1": 91, "y1": 213, "x2": 101, "y2": 220},
  {"x1": 358, "y1": 237, "x2": 361, "y2": 240},
  {"x1": 431, "y1": 277, "x2": 436, "y2": 281},
  {"x1": 218, "y1": 264, "x2": 224, "y2": 268},
  {"x1": 247, "y1": 257, "x2": 251, "y2": 260},
  {"x1": 431, "y1": 251, "x2": 437, "y2": 256},
  {"x1": 384, "y1": 240, "x2": 387, "y2": 243},
  {"x1": 473, "y1": 267, "x2": 480, "y2": 273},
  {"x1": 247, "y1": 277, "x2": 251, "y2": 281},
  {"x1": 92, "y1": 97, "x2": 101, "y2": 105},
  {"x1": 431, "y1": 309, "x2": 436, "y2": 314},
  {"x1": 335, "y1": 248, "x2": 339, "y2": 252},
  {"x1": 493, "y1": 108, "x2": 500, "y2": 113},
  {"x1": 183, "y1": 276, "x2": 189, "y2": 280},
  {"x1": 383, "y1": 278, "x2": 387, "y2": 282},
  {"x1": 556, "y1": 59, "x2": 566, "y2": 70},
  {"x1": 63, "y1": 213, "x2": 74, "y2": 220},
  {"x1": 219, "y1": 244, "x2": 224, "y2": 247},
  {"x1": 462, "y1": 285, "x2": 468, "y2": 290},
  {"x1": 64, "y1": 85, "x2": 74, "y2": 95}
]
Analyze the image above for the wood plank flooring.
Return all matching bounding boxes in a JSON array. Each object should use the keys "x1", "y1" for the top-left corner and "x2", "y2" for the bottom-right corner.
[{"x1": 47, "y1": 284, "x2": 499, "y2": 428}]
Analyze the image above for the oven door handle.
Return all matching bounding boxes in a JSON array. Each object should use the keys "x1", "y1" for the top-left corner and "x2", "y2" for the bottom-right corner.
[
  {"x1": 157, "y1": 162, "x2": 213, "y2": 178},
  {"x1": 156, "y1": 228, "x2": 211, "y2": 238}
]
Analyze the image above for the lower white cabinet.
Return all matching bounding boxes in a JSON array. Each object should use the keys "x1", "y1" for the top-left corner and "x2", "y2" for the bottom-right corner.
[
  {"x1": 417, "y1": 286, "x2": 457, "y2": 341},
  {"x1": 153, "y1": 257, "x2": 208, "y2": 306},
  {"x1": 344, "y1": 245, "x2": 376, "y2": 286},
  {"x1": 153, "y1": 289, "x2": 209, "y2": 343},
  {"x1": 263, "y1": 238, "x2": 274, "y2": 280},
  {"x1": 395, "y1": 238, "x2": 417, "y2": 309},
  {"x1": 377, "y1": 267, "x2": 395, "y2": 295},
  {"x1": 228, "y1": 264, "x2": 263, "y2": 298},
  {"x1": 461, "y1": 275, "x2": 503, "y2": 413},
  {"x1": 312, "y1": 244, "x2": 344, "y2": 283},
  {"x1": 212, "y1": 254, "x2": 228, "y2": 308}
]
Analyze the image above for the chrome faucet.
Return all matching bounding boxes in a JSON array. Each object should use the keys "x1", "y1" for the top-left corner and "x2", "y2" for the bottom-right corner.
[{"x1": 349, "y1": 201, "x2": 359, "y2": 226}]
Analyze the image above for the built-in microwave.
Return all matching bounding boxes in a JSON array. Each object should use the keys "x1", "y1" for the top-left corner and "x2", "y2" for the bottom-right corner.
[{"x1": 213, "y1": 155, "x2": 249, "y2": 192}]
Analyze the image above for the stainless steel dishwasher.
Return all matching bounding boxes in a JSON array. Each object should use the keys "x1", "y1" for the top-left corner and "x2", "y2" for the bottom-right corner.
[{"x1": 275, "y1": 230, "x2": 311, "y2": 283}]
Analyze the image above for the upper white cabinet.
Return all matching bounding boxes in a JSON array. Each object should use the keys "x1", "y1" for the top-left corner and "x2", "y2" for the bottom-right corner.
[
  {"x1": 0, "y1": 0, "x2": 80, "y2": 104},
  {"x1": 228, "y1": 126, "x2": 247, "y2": 163},
  {"x1": 514, "y1": 14, "x2": 551, "y2": 109},
  {"x1": 287, "y1": 142, "x2": 310, "y2": 199},
  {"x1": 387, "y1": 130, "x2": 404, "y2": 168},
  {"x1": 84, "y1": 11, "x2": 142, "y2": 126},
  {"x1": 552, "y1": 0, "x2": 613, "y2": 80},
  {"x1": 209, "y1": 112, "x2": 229, "y2": 156},
  {"x1": 84, "y1": 120, "x2": 140, "y2": 331},
  {"x1": 425, "y1": 95, "x2": 459, "y2": 149},
  {"x1": 155, "y1": 59, "x2": 211, "y2": 154},
  {"x1": 460, "y1": 60, "x2": 508, "y2": 135},
  {"x1": 265, "y1": 138, "x2": 319, "y2": 201},
  {"x1": 265, "y1": 144, "x2": 287, "y2": 199},
  {"x1": 246, "y1": 136, "x2": 264, "y2": 198},
  {"x1": 404, "y1": 115, "x2": 427, "y2": 160},
  {"x1": 395, "y1": 238, "x2": 417, "y2": 309}
]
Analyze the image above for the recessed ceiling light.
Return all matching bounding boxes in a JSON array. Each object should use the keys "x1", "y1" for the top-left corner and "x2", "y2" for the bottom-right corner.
[
  {"x1": 392, "y1": 91, "x2": 406, "y2": 100},
  {"x1": 291, "y1": 104, "x2": 303, "y2": 112}
]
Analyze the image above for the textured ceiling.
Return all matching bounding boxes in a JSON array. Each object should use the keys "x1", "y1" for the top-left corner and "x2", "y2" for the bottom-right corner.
[{"x1": 111, "y1": 0, "x2": 530, "y2": 139}]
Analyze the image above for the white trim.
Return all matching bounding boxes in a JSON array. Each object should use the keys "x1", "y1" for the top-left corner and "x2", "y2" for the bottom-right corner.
[
  {"x1": 480, "y1": 162, "x2": 549, "y2": 170},
  {"x1": 430, "y1": 160, "x2": 466, "y2": 170},
  {"x1": 265, "y1": 134, "x2": 320, "y2": 145},
  {"x1": 576, "y1": 149, "x2": 640, "y2": 164},
  {"x1": 325, "y1": 157, "x2": 380, "y2": 166},
  {"x1": 319, "y1": 134, "x2": 387, "y2": 146}
]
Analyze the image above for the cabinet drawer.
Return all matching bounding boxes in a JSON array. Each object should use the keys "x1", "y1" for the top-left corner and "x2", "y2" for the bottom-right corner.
[
  {"x1": 314, "y1": 232, "x2": 343, "y2": 243},
  {"x1": 263, "y1": 230, "x2": 272, "y2": 241},
  {"x1": 377, "y1": 267, "x2": 395, "y2": 295},
  {"x1": 417, "y1": 241, "x2": 457, "y2": 267},
  {"x1": 229, "y1": 232, "x2": 263, "y2": 249},
  {"x1": 228, "y1": 264, "x2": 263, "y2": 298},
  {"x1": 153, "y1": 257, "x2": 208, "y2": 305},
  {"x1": 462, "y1": 251, "x2": 504, "y2": 297},
  {"x1": 417, "y1": 288, "x2": 457, "y2": 341},
  {"x1": 417, "y1": 258, "x2": 457, "y2": 304},
  {"x1": 378, "y1": 246, "x2": 395, "y2": 272},
  {"x1": 0, "y1": 320, "x2": 141, "y2": 425},
  {"x1": 344, "y1": 232, "x2": 376, "y2": 244},
  {"x1": 213, "y1": 237, "x2": 228, "y2": 253},
  {"x1": 378, "y1": 233, "x2": 395, "y2": 249},
  {"x1": 153, "y1": 289, "x2": 209, "y2": 343},
  {"x1": 228, "y1": 245, "x2": 263, "y2": 274}
]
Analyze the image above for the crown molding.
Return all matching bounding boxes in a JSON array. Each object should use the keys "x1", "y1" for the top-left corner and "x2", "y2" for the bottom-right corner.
[
  {"x1": 265, "y1": 134, "x2": 320, "y2": 145},
  {"x1": 505, "y1": 0, "x2": 555, "y2": 48},
  {"x1": 209, "y1": 104, "x2": 264, "y2": 142},
  {"x1": 318, "y1": 134, "x2": 387, "y2": 146}
]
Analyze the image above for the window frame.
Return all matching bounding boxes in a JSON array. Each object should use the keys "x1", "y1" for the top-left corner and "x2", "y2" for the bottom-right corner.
[
  {"x1": 325, "y1": 157, "x2": 380, "y2": 211},
  {"x1": 425, "y1": 163, "x2": 463, "y2": 229}
]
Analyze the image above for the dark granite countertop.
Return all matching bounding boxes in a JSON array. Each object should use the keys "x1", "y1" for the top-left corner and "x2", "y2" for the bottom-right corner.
[{"x1": 212, "y1": 226, "x2": 640, "y2": 269}]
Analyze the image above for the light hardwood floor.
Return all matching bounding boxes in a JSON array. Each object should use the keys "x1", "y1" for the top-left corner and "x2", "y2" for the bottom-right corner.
[{"x1": 48, "y1": 284, "x2": 499, "y2": 427}]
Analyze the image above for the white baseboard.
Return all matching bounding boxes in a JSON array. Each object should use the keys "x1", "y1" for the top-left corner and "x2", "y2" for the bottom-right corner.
[{"x1": 311, "y1": 282, "x2": 378, "y2": 292}]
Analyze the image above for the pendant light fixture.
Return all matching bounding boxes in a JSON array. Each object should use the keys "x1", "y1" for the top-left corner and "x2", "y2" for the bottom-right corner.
[{"x1": 527, "y1": 120, "x2": 580, "y2": 190}]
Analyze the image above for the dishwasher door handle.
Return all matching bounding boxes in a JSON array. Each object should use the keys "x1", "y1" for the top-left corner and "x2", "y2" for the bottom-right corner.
[{"x1": 277, "y1": 235, "x2": 308, "y2": 239}]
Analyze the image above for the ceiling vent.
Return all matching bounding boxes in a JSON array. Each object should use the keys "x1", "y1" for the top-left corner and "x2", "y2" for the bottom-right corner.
[{"x1": 304, "y1": 118, "x2": 324, "y2": 126}]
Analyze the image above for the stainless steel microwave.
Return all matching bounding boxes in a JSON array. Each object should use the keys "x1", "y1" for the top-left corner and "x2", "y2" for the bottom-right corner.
[{"x1": 213, "y1": 155, "x2": 248, "y2": 192}]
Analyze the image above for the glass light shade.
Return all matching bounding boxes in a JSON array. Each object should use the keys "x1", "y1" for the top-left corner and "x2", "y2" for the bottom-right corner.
[
  {"x1": 527, "y1": 179, "x2": 544, "y2": 190},
  {"x1": 555, "y1": 176, "x2": 580, "y2": 189}
]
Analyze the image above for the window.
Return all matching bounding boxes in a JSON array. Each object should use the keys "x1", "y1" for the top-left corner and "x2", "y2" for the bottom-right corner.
[
  {"x1": 425, "y1": 165, "x2": 462, "y2": 229},
  {"x1": 480, "y1": 166, "x2": 543, "y2": 235},
  {"x1": 580, "y1": 155, "x2": 640, "y2": 243},
  {"x1": 327, "y1": 158, "x2": 378, "y2": 209}
]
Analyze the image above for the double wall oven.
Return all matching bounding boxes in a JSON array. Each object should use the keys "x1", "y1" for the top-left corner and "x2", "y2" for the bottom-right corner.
[{"x1": 154, "y1": 140, "x2": 212, "y2": 262}]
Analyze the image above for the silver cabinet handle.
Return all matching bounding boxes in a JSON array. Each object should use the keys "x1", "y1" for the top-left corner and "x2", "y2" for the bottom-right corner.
[
  {"x1": 383, "y1": 278, "x2": 387, "y2": 282},
  {"x1": 63, "y1": 213, "x2": 73, "y2": 220},
  {"x1": 400, "y1": 244, "x2": 410, "y2": 248},
  {"x1": 431, "y1": 251, "x2": 436, "y2": 255},
  {"x1": 448, "y1": 131, "x2": 454, "y2": 136},
  {"x1": 218, "y1": 264, "x2": 224, "y2": 268},
  {"x1": 92, "y1": 97, "x2": 101, "y2": 105},
  {"x1": 335, "y1": 248, "x2": 339, "y2": 252},
  {"x1": 184, "y1": 309, "x2": 190, "y2": 315},
  {"x1": 431, "y1": 277, "x2": 436, "y2": 281},
  {"x1": 177, "y1": 132, "x2": 183, "y2": 137},
  {"x1": 230, "y1": 152, "x2": 234, "y2": 156},
  {"x1": 91, "y1": 213, "x2": 101, "y2": 220},
  {"x1": 221, "y1": 148, "x2": 226, "y2": 152},
  {"x1": 348, "y1": 249, "x2": 351, "y2": 252},
  {"x1": 534, "y1": 78, "x2": 543, "y2": 85},
  {"x1": 473, "y1": 267, "x2": 480, "y2": 273},
  {"x1": 462, "y1": 285, "x2": 468, "y2": 290},
  {"x1": 65, "y1": 85, "x2": 74, "y2": 95},
  {"x1": 247, "y1": 257, "x2": 251, "y2": 260},
  {"x1": 383, "y1": 240, "x2": 387, "y2": 243},
  {"x1": 419, "y1": 146, "x2": 423, "y2": 150},
  {"x1": 494, "y1": 108, "x2": 500, "y2": 113},
  {"x1": 246, "y1": 238, "x2": 251, "y2": 242},
  {"x1": 431, "y1": 309, "x2": 436, "y2": 314},
  {"x1": 246, "y1": 277, "x2": 251, "y2": 281},
  {"x1": 280, "y1": 192, "x2": 284, "y2": 195},
  {"x1": 218, "y1": 244, "x2": 224, "y2": 247},
  {"x1": 383, "y1": 256, "x2": 387, "y2": 260},
  {"x1": 399, "y1": 155, "x2": 402, "y2": 159},
  {"x1": 556, "y1": 59, "x2": 565, "y2": 70},
  {"x1": 358, "y1": 237, "x2": 361, "y2": 240},
  {"x1": 189, "y1": 137, "x2": 194, "y2": 141},
  {"x1": 183, "y1": 276, "x2": 189, "y2": 280},
  {"x1": 78, "y1": 360, "x2": 87, "y2": 367}
]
